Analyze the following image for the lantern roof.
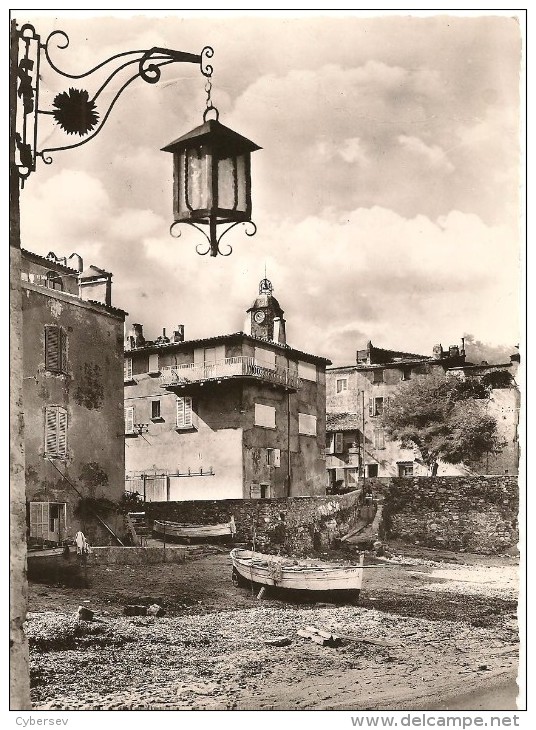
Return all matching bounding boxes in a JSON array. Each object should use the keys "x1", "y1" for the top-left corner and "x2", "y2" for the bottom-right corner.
[{"x1": 162, "y1": 118, "x2": 261, "y2": 154}]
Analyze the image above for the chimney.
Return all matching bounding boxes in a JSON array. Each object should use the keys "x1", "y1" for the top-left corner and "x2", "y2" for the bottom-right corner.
[
  {"x1": 155, "y1": 327, "x2": 170, "y2": 346},
  {"x1": 173, "y1": 325, "x2": 185, "y2": 343},
  {"x1": 432, "y1": 344, "x2": 443, "y2": 360},
  {"x1": 79, "y1": 266, "x2": 112, "y2": 306},
  {"x1": 128, "y1": 323, "x2": 145, "y2": 348},
  {"x1": 273, "y1": 317, "x2": 287, "y2": 345},
  {"x1": 449, "y1": 345, "x2": 460, "y2": 358},
  {"x1": 68, "y1": 253, "x2": 83, "y2": 272},
  {"x1": 460, "y1": 336, "x2": 466, "y2": 357}
]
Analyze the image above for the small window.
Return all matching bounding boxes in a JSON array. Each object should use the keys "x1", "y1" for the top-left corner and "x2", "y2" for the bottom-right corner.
[
  {"x1": 367, "y1": 464, "x2": 379, "y2": 478},
  {"x1": 176, "y1": 397, "x2": 193, "y2": 429},
  {"x1": 372, "y1": 369, "x2": 384, "y2": 384},
  {"x1": 369, "y1": 397, "x2": 384, "y2": 417},
  {"x1": 45, "y1": 325, "x2": 67, "y2": 374},
  {"x1": 255, "y1": 403, "x2": 276, "y2": 429},
  {"x1": 398, "y1": 462, "x2": 414, "y2": 477},
  {"x1": 151, "y1": 400, "x2": 161, "y2": 420},
  {"x1": 373, "y1": 428, "x2": 385, "y2": 449},
  {"x1": 336, "y1": 378, "x2": 348, "y2": 393},
  {"x1": 46, "y1": 271, "x2": 63, "y2": 291},
  {"x1": 44, "y1": 406, "x2": 68, "y2": 458},
  {"x1": 124, "y1": 357, "x2": 133, "y2": 382},
  {"x1": 401, "y1": 367, "x2": 411, "y2": 381},
  {"x1": 125, "y1": 405, "x2": 135, "y2": 434},
  {"x1": 298, "y1": 360, "x2": 317, "y2": 382},
  {"x1": 299, "y1": 413, "x2": 317, "y2": 436},
  {"x1": 267, "y1": 448, "x2": 281, "y2": 467}
]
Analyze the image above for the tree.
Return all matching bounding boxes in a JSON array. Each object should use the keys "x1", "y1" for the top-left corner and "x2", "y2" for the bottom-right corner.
[{"x1": 382, "y1": 371, "x2": 504, "y2": 473}]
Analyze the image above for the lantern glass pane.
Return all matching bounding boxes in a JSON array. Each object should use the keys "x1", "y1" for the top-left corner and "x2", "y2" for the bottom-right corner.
[
  {"x1": 235, "y1": 154, "x2": 247, "y2": 212},
  {"x1": 186, "y1": 146, "x2": 210, "y2": 211},
  {"x1": 217, "y1": 155, "x2": 237, "y2": 211}
]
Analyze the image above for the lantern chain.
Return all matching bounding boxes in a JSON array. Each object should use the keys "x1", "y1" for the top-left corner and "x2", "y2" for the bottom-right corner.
[{"x1": 203, "y1": 77, "x2": 219, "y2": 122}]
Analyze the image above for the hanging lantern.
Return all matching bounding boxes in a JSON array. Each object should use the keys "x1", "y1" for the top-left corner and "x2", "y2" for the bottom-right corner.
[{"x1": 162, "y1": 107, "x2": 261, "y2": 257}]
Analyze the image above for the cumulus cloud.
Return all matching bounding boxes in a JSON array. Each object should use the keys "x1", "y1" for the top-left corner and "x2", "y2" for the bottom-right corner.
[
  {"x1": 398, "y1": 135, "x2": 454, "y2": 173},
  {"x1": 18, "y1": 14, "x2": 522, "y2": 371}
]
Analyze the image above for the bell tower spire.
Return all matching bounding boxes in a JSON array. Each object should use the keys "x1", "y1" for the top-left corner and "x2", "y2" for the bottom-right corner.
[{"x1": 244, "y1": 276, "x2": 287, "y2": 344}]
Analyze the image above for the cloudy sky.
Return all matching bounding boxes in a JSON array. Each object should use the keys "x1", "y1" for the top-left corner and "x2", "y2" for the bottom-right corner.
[{"x1": 17, "y1": 10, "x2": 523, "y2": 366}]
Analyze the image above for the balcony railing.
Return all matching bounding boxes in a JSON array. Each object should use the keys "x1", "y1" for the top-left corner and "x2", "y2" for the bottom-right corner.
[{"x1": 161, "y1": 356, "x2": 300, "y2": 390}]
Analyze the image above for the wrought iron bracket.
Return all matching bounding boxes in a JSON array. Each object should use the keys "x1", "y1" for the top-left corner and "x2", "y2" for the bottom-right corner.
[
  {"x1": 169, "y1": 219, "x2": 258, "y2": 257},
  {"x1": 13, "y1": 21, "x2": 213, "y2": 185}
]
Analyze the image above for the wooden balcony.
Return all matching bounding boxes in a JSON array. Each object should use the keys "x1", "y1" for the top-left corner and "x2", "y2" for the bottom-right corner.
[{"x1": 161, "y1": 356, "x2": 300, "y2": 392}]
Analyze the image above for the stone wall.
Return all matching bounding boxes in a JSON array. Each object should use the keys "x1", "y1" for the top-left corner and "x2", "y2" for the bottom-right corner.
[
  {"x1": 145, "y1": 492, "x2": 360, "y2": 556},
  {"x1": 145, "y1": 476, "x2": 518, "y2": 555},
  {"x1": 379, "y1": 476, "x2": 518, "y2": 554}
]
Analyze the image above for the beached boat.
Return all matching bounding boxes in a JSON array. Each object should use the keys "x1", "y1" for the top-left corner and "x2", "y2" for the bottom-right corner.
[
  {"x1": 230, "y1": 548, "x2": 364, "y2": 595},
  {"x1": 153, "y1": 516, "x2": 236, "y2": 540}
]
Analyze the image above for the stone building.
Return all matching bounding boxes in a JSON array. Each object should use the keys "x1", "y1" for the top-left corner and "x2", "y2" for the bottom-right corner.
[
  {"x1": 124, "y1": 278, "x2": 330, "y2": 501},
  {"x1": 326, "y1": 339, "x2": 520, "y2": 490},
  {"x1": 21, "y1": 249, "x2": 127, "y2": 546}
]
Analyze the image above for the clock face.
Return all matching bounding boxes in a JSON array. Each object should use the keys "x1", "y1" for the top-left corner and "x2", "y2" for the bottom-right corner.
[{"x1": 254, "y1": 310, "x2": 266, "y2": 324}]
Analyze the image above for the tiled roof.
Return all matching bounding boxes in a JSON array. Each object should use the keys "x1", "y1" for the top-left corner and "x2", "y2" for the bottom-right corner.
[
  {"x1": 127, "y1": 331, "x2": 331, "y2": 365},
  {"x1": 327, "y1": 412, "x2": 360, "y2": 431}
]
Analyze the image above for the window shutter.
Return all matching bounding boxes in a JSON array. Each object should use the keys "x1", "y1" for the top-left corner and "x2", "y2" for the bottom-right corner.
[
  {"x1": 45, "y1": 327, "x2": 60, "y2": 372},
  {"x1": 176, "y1": 397, "x2": 193, "y2": 428},
  {"x1": 60, "y1": 329, "x2": 67, "y2": 373},
  {"x1": 57, "y1": 408, "x2": 67, "y2": 456},
  {"x1": 124, "y1": 358, "x2": 133, "y2": 381},
  {"x1": 368, "y1": 397, "x2": 373, "y2": 416},
  {"x1": 45, "y1": 406, "x2": 57, "y2": 455},
  {"x1": 273, "y1": 449, "x2": 281, "y2": 467},
  {"x1": 327, "y1": 433, "x2": 335, "y2": 454},
  {"x1": 125, "y1": 406, "x2": 134, "y2": 433},
  {"x1": 335, "y1": 432, "x2": 344, "y2": 453},
  {"x1": 184, "y1": 397, "x2": 192, "y2": 427}
]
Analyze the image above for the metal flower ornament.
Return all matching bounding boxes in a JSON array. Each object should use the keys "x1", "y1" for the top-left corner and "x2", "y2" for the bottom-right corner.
[
  {"x1": 52, "y1": 88, "x2": 99, "y2": 136},
  {"x1": 14, "y1": 22, "x2": 260, "y2": 256}
]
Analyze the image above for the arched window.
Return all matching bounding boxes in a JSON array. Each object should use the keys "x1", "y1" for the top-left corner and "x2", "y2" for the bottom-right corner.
[{"x1": 46, "y1": 271, "x2": 63, "y2": 291}]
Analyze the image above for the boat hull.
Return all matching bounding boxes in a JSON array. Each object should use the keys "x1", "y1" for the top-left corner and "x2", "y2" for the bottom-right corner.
[{"x1": 230, "y1": 548, "x2": 364, "y2": 592}]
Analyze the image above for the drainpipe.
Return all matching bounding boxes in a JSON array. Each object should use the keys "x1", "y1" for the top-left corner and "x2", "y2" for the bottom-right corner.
[
  {"x1": 286, "y1": 354, "x2": 291, "y2": 497},
  {"x1": 287, "y1": 391, "x2": 291, "y2": 496},
  {"x1": 362, "y1": 389, "x2": 367, "y2": 493}
]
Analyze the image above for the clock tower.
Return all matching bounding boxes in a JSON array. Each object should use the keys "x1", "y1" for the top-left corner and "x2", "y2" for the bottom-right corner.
[{"x1": 245, "y1": 278, "x2": 287, "y2": 344}]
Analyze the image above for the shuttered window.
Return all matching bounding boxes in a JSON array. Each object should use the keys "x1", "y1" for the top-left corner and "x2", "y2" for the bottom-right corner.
[
  {"x1": 369, "y1": 397, "x2": 384, "y2": 417},
  {"x1": 334, "y1": 432, "x2": 344, "y2": 453},
  {"x1": 124, "y1": 357, "x2": 133, "y2": 381},
  {"x1": 45, "y1": 326, "x2": 67, "y2": 374},
  {"x1": 373, "y1": 428, "x2": 385, "y2": 449},
  {"x1": 44, "y1": 406, "x2": 68, "y2": 458},
  {"x1": 254, "y1": 403, "x2": 276, "y2": 429},
  {"x1": 267, "y1": 448, "x2": 281, "y2": 467},
  {"x1": 255, "y1": 347, "x2": 276, "y2": 371},
  {"x1": 176, "y1": 397, "x2": 193, "y2": 429},
  {"x1": 299, "y1": 413, "x2": 317, "y2": 436},
  {"x1": 125, "y1": 406, "x2": 135, "y2": 434},
  {"x1": 148, "y1": 353, "x2": 159, "y2": 374},
  {"x1": 298, "y1": 360, "x2": 317, "y2": 382}
]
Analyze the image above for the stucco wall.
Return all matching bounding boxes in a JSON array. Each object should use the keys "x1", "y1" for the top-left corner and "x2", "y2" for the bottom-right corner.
[
  {"x1": 125, "y1": 335, "x2": 328, "y2": 500},
  {"x1": 125, "y1": 375, "x2": 244, "y2": 500},
  {"x1": 22, "y1": 283, "x2": 125, "y2": 545}
]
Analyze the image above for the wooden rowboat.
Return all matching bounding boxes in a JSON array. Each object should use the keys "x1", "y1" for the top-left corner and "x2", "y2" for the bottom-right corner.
[
  {"x1": 153, "y1": 516, "x2": 236, "y2": 540},
  {"x1": 230, "y1": 548, "x2": 364, "y2": 594}
]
